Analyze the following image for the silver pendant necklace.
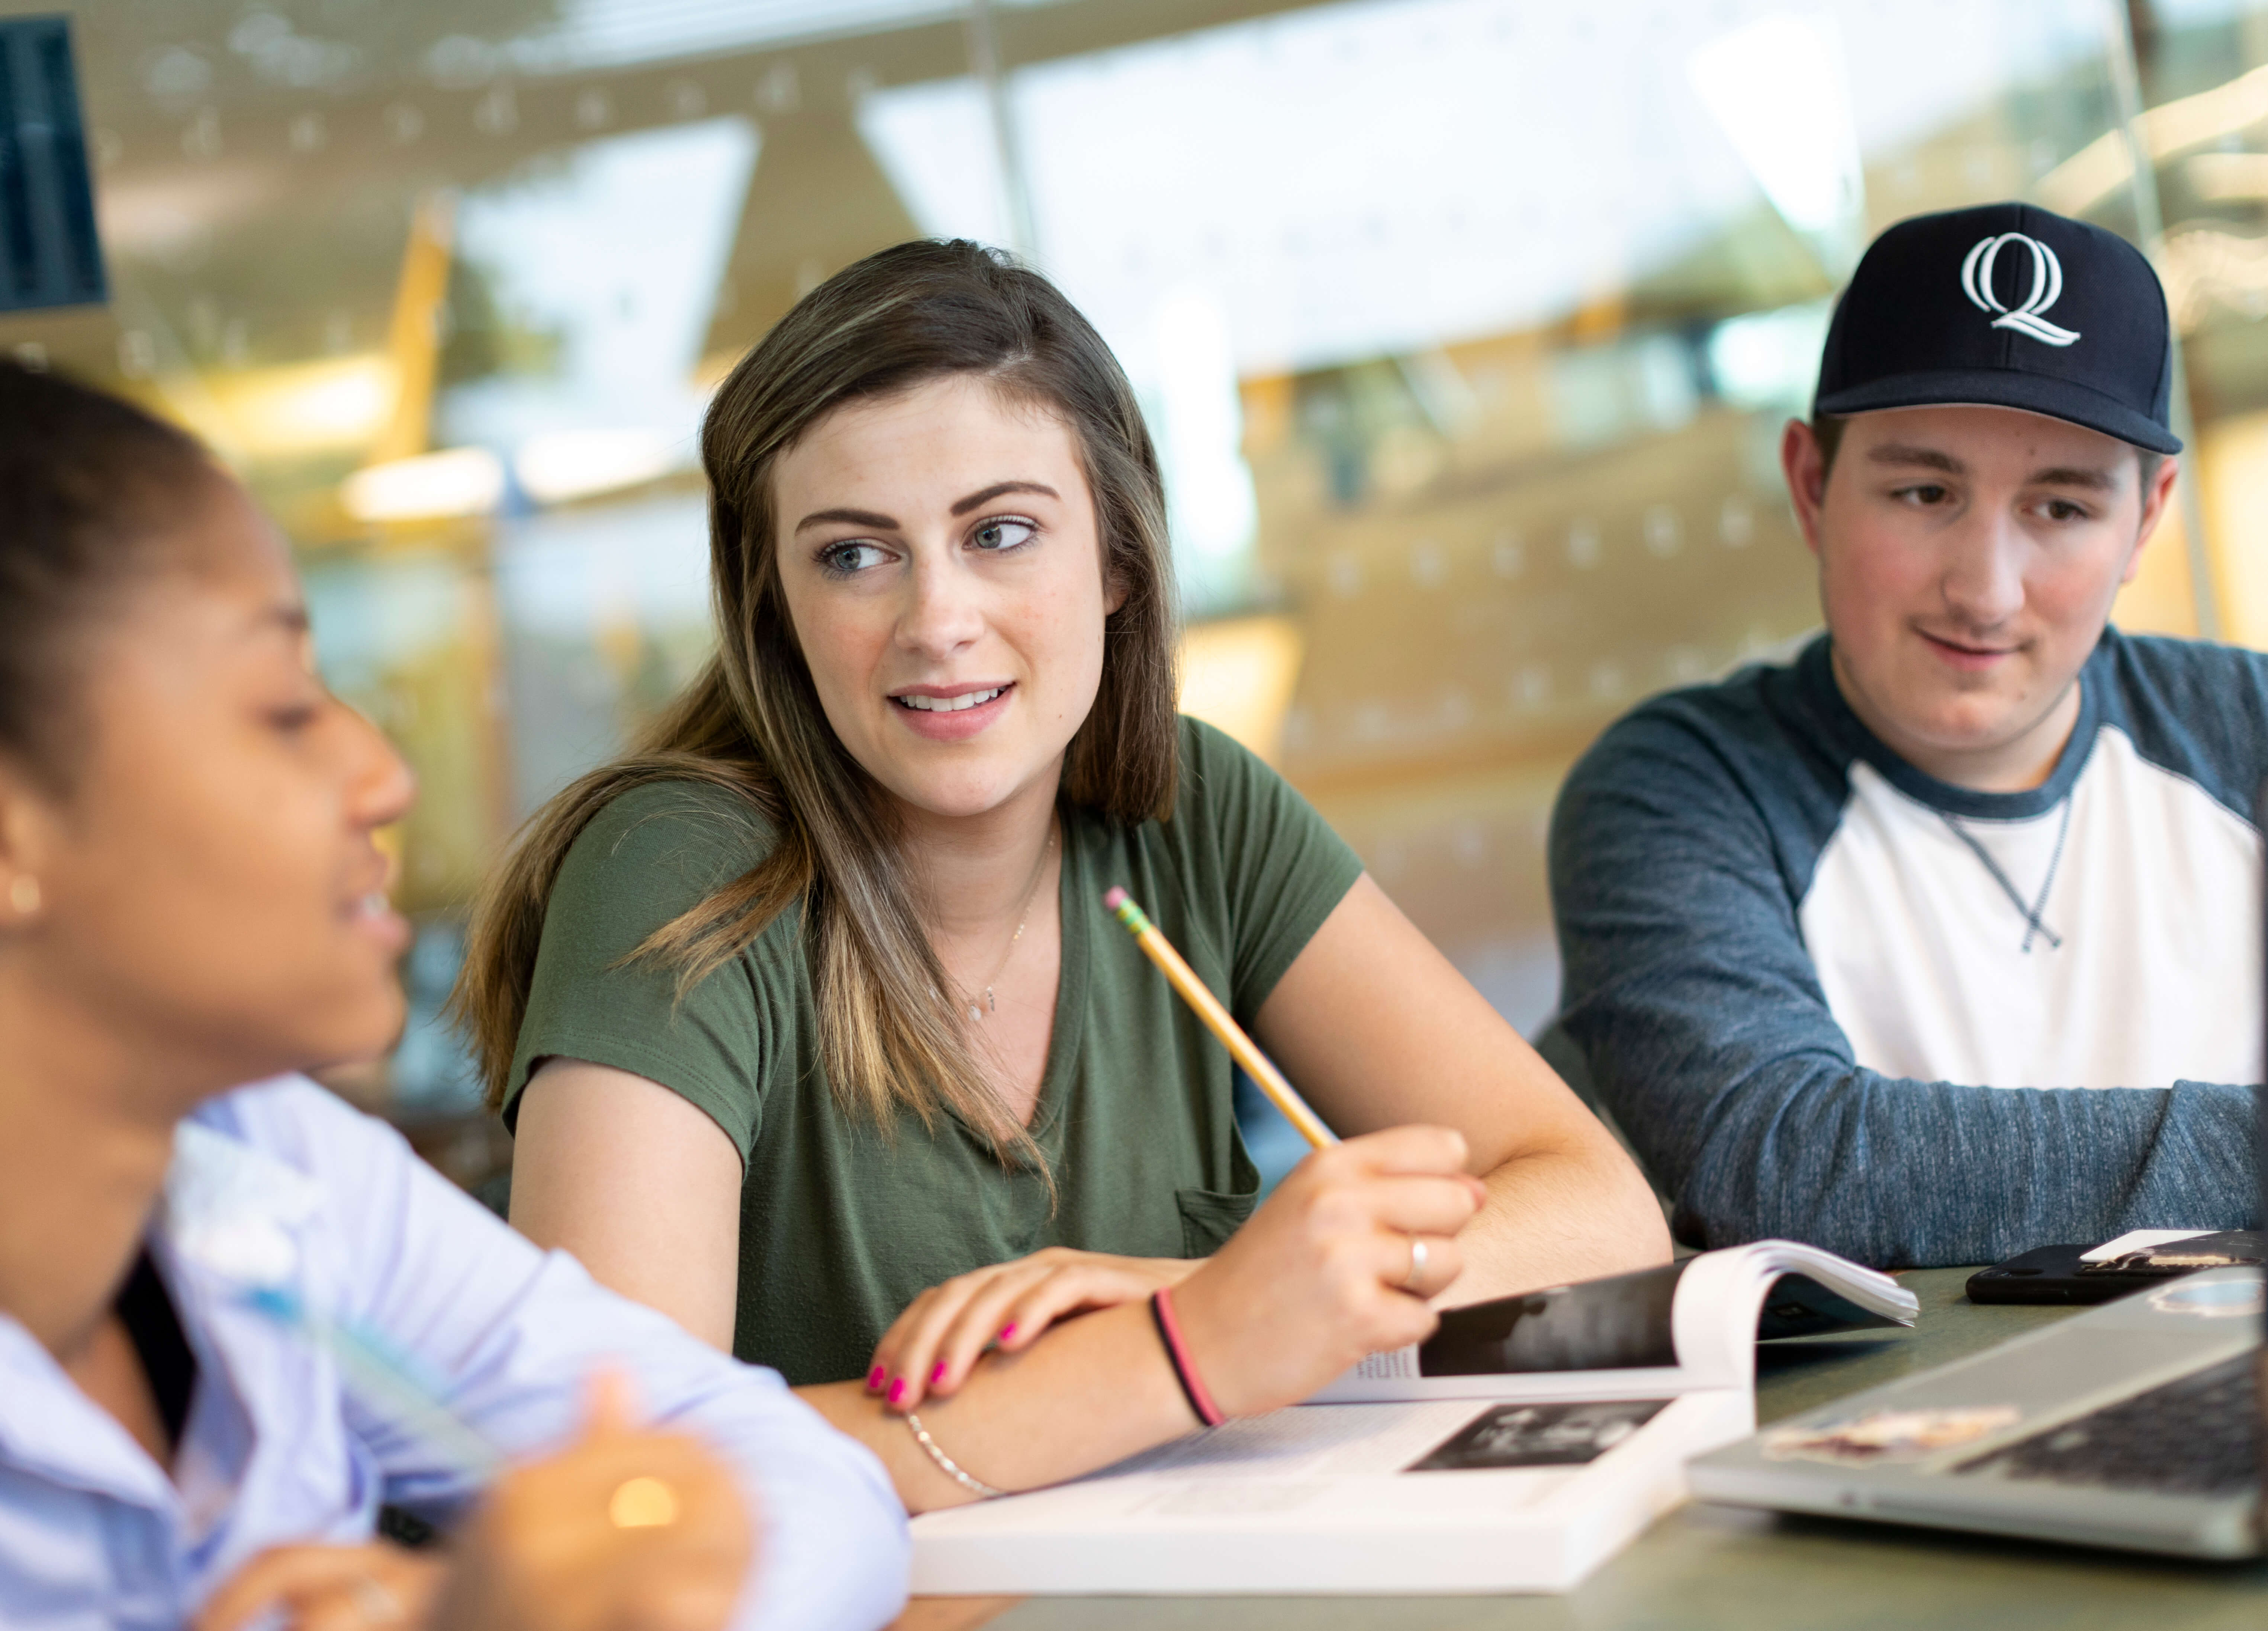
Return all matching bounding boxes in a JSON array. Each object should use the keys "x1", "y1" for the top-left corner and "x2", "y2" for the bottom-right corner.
[
  {"x1": 961, "y1": 825, "x2": 1056, "y2": 1023},
  {"x1": 1939, "y1": 793, "x2": 2074, "y2": 953}
]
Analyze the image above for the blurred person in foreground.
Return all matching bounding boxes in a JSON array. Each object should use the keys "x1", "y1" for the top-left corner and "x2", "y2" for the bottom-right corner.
[
  {"x1": 0, "y1": 360, "x2": 907, "y2": 1631},
  {"x1": 1551, "y1": 202, "x2": 2265, "y2": 1268}
]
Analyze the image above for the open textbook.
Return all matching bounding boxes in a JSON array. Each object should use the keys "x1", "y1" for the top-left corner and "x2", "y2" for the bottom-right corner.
[{"x1": 911, "y1": 1240, "x2": 1917, "y2": 1595}]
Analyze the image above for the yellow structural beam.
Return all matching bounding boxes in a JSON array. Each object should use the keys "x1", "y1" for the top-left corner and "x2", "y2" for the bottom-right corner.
[{"x1": 371, "y1": 193, "x2": 456, "y2": 468}]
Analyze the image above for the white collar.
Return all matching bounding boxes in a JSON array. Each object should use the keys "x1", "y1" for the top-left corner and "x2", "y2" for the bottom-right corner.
[{"x1": 163, "y1": 1118, "x2": 324, "y2": 1289}]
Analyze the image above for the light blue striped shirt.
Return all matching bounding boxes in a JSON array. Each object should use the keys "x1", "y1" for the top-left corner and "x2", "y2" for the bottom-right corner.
[{"x1": 0, "y1": 1078, "x2": 908, "y2": 1630}]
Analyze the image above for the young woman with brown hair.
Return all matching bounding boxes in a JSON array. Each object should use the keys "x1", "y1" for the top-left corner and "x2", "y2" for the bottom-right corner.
[{"x1": 462, "y1": 240, "x2": 1670, "y2": 1512}]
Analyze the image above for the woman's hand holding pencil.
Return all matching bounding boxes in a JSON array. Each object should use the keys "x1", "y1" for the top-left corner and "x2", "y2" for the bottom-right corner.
[
  {"x1": 1100, "y1": 886, "x2": 1485, "y2": 1415},
  {"x1": 875, "y1": 1128, "x2": 1486, "y2": 1422},
  {"x1": 874, "y1": 888, "x2": 1488, "y2": 1424},
  {"x1": 1162, "y1": 1126, "x2": 1487, "y2": 1418}
]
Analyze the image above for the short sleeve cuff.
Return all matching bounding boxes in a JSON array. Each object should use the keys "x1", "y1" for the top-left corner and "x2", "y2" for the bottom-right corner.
[{"x1": 503, "y1": 1033, "x2": 757, "y2": 1163}]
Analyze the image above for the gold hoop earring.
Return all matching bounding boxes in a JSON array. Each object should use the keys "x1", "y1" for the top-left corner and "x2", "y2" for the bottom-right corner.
[{"x1": 7, "y1": 875, "x2": 39, "y2": 915}]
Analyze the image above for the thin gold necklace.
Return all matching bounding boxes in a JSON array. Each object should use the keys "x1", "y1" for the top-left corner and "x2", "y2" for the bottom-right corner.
[{"x1": 961, "y1": 825, "x2": 1056, "y2": 1023}]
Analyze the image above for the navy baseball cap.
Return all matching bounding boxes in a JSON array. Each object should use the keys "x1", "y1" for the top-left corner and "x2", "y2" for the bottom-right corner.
[{"x1": 1813, "y1": 201, "x2": 2181, "y2": 455}]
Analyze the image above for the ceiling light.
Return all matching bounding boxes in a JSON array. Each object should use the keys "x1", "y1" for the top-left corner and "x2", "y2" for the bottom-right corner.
[
  {"x1": 1688, "y1": 15, "x2": 1865, "y2": 256},
  {"x1": 514, "y1": 427, "x2": 685, "y2": 504},
  {"x1": 342, "y1": 447, "x2": 505, "y2": 523}
]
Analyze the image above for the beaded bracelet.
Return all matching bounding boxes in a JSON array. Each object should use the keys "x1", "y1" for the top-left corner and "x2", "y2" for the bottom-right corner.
[
  {"x1": 903, "y1": 1410, "x2": 1008, "y2": 1499},
  {"x1": 1149, "y1": 1287, "x2": 1226, "y2": 1427}
]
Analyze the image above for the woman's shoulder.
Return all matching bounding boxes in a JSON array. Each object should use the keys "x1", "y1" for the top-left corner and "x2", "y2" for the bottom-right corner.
[
  {"x1": 561, "y1": 776, "x2": 782, "y2": 897},
  {"x1": 1113, "y1": 715, "x2": 1354, "y2": 887},
  {"x1": 535, "y1": 774, "x2": 798, "y2": 974},
  {"x1": 1158, "y1": 713, "x2": 1329, "y2": 841},
  {"x1": 1167, "y1": 713, "x2": 1284, "y2": 815},
  {"x1": 514, "y1": 776, "x2": 803, "y2": 1143},
  {"x1": 1114, "y1": 716, "x2": 1362, "y2": 1014}
]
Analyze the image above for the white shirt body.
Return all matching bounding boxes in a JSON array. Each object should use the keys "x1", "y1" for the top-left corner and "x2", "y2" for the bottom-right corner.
[
  {"x1": 1802, "y1": 727, "x2": 2265, "y2": 1089},
  {"x1": 0, "y1": 1078, "x2": 908, "y2": 1631}
]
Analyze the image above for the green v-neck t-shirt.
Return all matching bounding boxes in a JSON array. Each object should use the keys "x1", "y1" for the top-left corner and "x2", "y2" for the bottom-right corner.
[{"x1": 503, "y1": 717, "x2": 1365, "y2": 1385}]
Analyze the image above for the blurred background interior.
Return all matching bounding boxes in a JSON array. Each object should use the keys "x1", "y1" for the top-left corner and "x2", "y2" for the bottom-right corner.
[{"x1": 9, "y1": 0, "x2": 2267, "y2": 1191}]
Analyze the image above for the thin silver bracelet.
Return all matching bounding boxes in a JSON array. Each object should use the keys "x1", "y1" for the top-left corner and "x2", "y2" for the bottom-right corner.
[{"x1": 903, "y1": 1410, "x2": 1008, "y2": 1499}]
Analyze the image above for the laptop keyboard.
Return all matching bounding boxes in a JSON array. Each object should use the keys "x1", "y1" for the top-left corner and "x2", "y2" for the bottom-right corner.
[{"x1": 1952, "y1": 1353, "x2": 2258, "y2": 1496}]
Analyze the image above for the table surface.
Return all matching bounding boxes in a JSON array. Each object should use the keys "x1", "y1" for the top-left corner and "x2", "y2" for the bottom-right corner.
[{"x1": 898, "y1": 1268, "x2": 2268, "y2": 1631}]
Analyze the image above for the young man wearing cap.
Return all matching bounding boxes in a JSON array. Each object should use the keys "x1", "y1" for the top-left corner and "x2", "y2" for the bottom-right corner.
[{"x1": 1550, "y1": 201, "x2": 2264, "y2": 1267}]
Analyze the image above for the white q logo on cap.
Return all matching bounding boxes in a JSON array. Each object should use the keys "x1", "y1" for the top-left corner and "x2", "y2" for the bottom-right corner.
[{"x1": 1960, "y1": 233, "x2": 2081, "y2": 347}]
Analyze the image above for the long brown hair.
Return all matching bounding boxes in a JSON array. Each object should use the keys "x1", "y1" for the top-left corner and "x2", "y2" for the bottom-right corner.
[{"x1": 453, "y1": 240, "x2": 1180, "y2": 1154}]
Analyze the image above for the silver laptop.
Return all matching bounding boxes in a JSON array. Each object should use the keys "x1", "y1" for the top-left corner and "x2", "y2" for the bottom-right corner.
[
  {"x1": 1689, "y1": 789, "x2": 2268, "y2": 1558},
  {"x1": 1688, "y1": 1268, "x2": 2259, "y2": 1555}
]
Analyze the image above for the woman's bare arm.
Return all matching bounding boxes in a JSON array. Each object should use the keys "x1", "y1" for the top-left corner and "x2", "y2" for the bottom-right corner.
[
  {"x1": 800, "y1": 1122, "x2": 1482, "y2": 1510},
  {"x1": 1254, "y1": 874, "x2": 1672, "y2": 1303},
  {"x1": 508, "y1": 1061, "x2": 1482, "y2": 1514},
  {"x1": 509, "y1": 1060, "x2": 744, "y2": 1351}
]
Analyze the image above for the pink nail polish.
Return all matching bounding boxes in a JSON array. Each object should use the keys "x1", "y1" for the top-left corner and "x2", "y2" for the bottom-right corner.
[
  {"x1": 888, "y1": 1377, "x2": 907, "y2": 1406},
  {"x1": 930, "y1": 1361, "x2": 948, "y2": 1385},
  {"x1": 867, "y1": 1365, "x2": 884, "y2": 1392},
  {"x1": 999, "y1": 1323, "x2": 1018, "y2": 1343}
]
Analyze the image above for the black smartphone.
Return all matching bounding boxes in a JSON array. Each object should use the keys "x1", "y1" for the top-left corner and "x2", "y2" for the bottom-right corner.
[{"x1": 1967, "y1": 1231, "x2": 2265, "y2": 1305}]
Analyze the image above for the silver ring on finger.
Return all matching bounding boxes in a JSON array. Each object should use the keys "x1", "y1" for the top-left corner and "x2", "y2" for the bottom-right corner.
[{"x1": 1404, "y1": 1235, "x2": 1430, "y2": 1293}]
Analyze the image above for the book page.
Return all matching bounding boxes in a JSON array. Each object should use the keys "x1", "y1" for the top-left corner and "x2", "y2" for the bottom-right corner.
[
  {"x1": 1668, "y1": 1247, "x2": 1763, "y2": 1386},
  {"x1": 1346, "y1": 1345, "x2": 1419, "y2": 1380},
  {"x1": 1310, "y1": 1243, "x2": 1914, "y2": 1404},
  {"x1": 1670, "y1": 1242, "x2": 1917, "y2": 1387},
  {"x1": 1421, "y1": 1261, "x2": 1687, "y2": 1375},
  {"x1": 917, "y1": 1397, "x2": 1688, "y2": 1535},
  {"x1": 908, "y1": 1393, "x2": 1754, "y2": 1595},
  {"x1": 1093, "y1": 1401, "x2": 1488, "y2": 1482}
]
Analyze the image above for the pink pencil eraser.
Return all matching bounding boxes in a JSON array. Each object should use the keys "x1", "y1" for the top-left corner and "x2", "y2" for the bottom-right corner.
[{"x1": 1103, "y1": 886, "x2": 1128, "y2": 911}]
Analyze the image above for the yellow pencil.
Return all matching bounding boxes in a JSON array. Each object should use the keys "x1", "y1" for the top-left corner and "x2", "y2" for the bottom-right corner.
[{"x1": 1104, "y1": 886, "x2": 1339, "y2": 1148}]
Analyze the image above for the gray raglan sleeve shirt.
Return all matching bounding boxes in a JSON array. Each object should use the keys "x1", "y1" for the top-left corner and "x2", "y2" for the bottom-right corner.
[{"x1": 1549, "y1": 637, "x2": 2258, "y2": 1269}]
